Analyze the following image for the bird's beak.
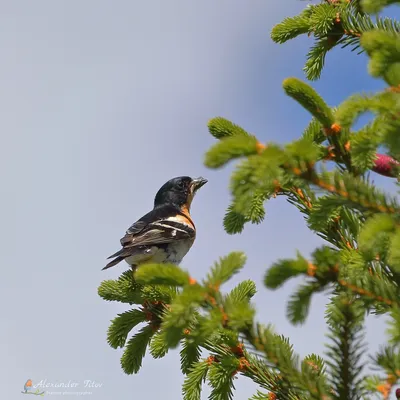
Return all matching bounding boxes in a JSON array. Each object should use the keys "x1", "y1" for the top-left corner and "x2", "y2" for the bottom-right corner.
[{"x1": 191, "y1": 177, "x2": 208, "y2": 192}]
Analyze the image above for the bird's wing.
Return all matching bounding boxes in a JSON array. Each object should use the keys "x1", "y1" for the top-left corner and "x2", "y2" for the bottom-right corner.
[
  {"x1": 119, "y1": 207, "x2": 195, "y2": 248},
  {"x1": 121, "y1": 219, "x2": 148, "y2": 244}
]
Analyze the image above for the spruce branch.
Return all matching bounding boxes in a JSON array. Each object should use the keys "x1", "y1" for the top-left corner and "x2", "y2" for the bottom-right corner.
[
  {"x1": 270, "y1": 7, "x2": 313, "y2": 43},
  {"x1": 120, "y1": 324, "x2": 155, "y2": 374},
  {"x1": 325, "y1": 295, "x2": 366, "y2": 400},
  {"x1": 102, "y1": 255, "x2": 339, "y2": 398},
  {"x1": 182, "y1": 359, "x2": 210, "y2": 400},
  {"x1": 335, "y1": 92, "x2": 396, "y2": 131},
  {"x1": 225, "y1": 280, "x2": 257, "y2": 303},
  {"x1": 205, "y1": 252, "x2": 247, "y2": 289},
  {"x1": 358, "y1": 213, "x2": 396, "y2": 262},
  {"x1": 107, "y1": 309, "x2": 147, "y2": 349},
  {"x1": 222, "y1": 203, "x2": 248, "y2": 234},
  {"x1": 302, "y1": 117, "x2": 326, "y2": 144},
  {"x1": 271, "y1": 0, "x2": 400, "y2": 80},
  {"x1": 204, "y1": 135, "x2": 261, "y2": 169},
  {"x1": 361, "y1": 0, "x2": 398, "y2": 15},
  {"x1": 282, "y1": 79, "x2": 356, "y2": 171},
  {"x1": 361, "y1": 30, "x2": 400, "y2": 85},
  {"x1": 205, "y1": 112, "x2": 400, "y2": 239},
  {"x1": 287, "y1": 282, "x2": 322, "y2": 325},
  {"x1": 287, "y1": 166, "x2": 400, "y2": 214},
  {"x1": 337, "y1": 271, "x2": 400, "y2": 308},
  {"x1": 264, "y1": 253, "x2": 309, "y2": 290},
  {"x1": 242, "y1": 323, "x2": 332, "y2": 399},
  {"x1": 149, "y1": 330, "x2": 170, "y2": 359},
  {"x1": 371, "y1": 345, "x2": 400, "y2": 398},
  {"x1": 283, "y1": 77, "x2": 335, "y2": 128},
  {"x1": 180, "y1": 335, "x2": 202, "y2": 375},
  {"x1": 386, "y1": 308, "x2": 400, "y2": 345},
  {"x1": 207, "y1": 117, "x2": 251, "y2": 139},
  {"x1": 98, "y1": 270, "x2": 145, "y2": 304},
  {"x1": 208, "y1": 360, "x2": 237, "y2": 400},
  {"x1": 135, "y1": 263, "x2": 191, "y2": 287}
]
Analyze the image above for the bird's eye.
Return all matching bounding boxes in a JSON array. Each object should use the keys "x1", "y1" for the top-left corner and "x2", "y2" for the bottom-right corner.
[{"x1": 177, "y1": 181, "x2": 185, "y2": 190}]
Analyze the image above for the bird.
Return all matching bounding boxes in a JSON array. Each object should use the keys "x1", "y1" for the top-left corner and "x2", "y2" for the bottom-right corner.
[
  {"x1": 103, "y1": 176, "x2": 208, "y2": 270},
  {"x1": 24, "y1": 379, "x2": 33, "y2": 393}
]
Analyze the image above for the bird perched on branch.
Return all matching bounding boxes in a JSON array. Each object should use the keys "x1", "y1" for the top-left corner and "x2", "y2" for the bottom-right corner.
[
  {"x1": 103, "y1": 176, "x2": 207, "y2": 270},
  {"x1": 23, "y1": 379, "x2": 33, "y2": 393}
]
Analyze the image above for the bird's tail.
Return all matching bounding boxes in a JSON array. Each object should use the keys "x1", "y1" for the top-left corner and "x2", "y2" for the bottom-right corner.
[
  {"x1": 103, "y1": 248, "x2": 127, "y2": 270},
  {"x1": 102, "y1": 256, "x2": 125, "y2": 270}
]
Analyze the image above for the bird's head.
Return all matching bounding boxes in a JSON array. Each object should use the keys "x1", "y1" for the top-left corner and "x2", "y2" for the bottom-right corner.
[{"x1": 154, "y1": 176, "x2": 208, "y2": 209}]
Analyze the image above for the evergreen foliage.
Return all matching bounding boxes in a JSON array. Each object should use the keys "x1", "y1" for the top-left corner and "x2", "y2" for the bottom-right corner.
[{"x1": 99, "y1": 1, "x2": 400, "y2": 398}]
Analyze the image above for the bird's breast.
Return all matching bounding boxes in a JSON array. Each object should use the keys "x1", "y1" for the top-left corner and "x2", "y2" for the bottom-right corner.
[
  {"x1": 124, "y1": 239, "x2": 195, "y2": 267},
  {"x1": 162, "y1": 239, "x2": 194, "y2": 264}
]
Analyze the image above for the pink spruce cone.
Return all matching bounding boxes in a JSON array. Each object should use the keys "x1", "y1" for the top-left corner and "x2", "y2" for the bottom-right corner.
[{"x1": 372, "y1": 154, "x2": 400, "y2": 177}]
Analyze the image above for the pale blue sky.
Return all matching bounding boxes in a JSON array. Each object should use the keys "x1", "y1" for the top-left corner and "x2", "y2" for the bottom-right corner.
[{"x1": 2, "y1": 1, "x2": 398, "y2": 399}]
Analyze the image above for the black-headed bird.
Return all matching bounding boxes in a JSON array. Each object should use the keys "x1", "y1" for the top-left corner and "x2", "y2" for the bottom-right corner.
[{"x1": 103, "y1": 176, "x2": 207, "y2": 270}]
